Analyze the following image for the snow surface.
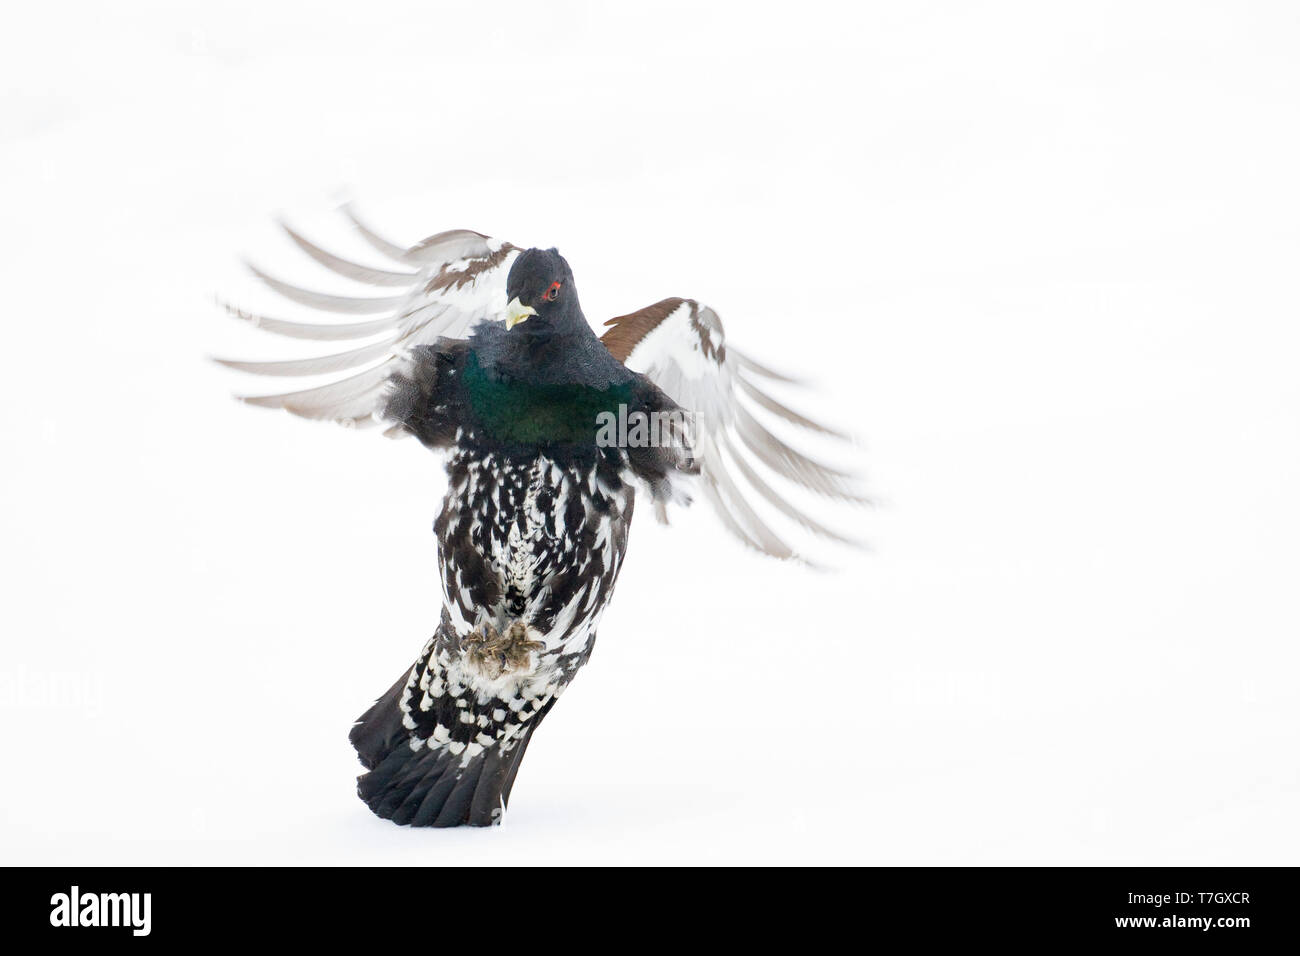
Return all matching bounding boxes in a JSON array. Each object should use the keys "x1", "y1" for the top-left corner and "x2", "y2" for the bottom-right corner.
[{"x1": 2, "y1": 1, "x2": 1298, "y2": 865}]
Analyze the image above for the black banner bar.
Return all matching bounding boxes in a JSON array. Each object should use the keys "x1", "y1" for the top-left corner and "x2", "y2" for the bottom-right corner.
[{"x1": 7, "y1": 866, "x2": 1292, "y2": 943}]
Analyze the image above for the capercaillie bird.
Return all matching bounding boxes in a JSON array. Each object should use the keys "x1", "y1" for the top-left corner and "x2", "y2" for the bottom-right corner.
[{"x1": 218, "y1": 206, "x2": 865, "y2": 826}]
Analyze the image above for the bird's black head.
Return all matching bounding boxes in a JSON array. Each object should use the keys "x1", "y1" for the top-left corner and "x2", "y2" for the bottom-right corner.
[
  {"x1": 503, "y1": 247, "x2": 582, "y2": 333},
  {"x1": 471, "y1": 242, "x2": 628, "y2": 387}
]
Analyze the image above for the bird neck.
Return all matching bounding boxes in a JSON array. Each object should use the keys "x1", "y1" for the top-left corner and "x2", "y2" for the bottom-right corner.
[{"x1": 469, "y1": 314, "x2": 630, "y2": 389}]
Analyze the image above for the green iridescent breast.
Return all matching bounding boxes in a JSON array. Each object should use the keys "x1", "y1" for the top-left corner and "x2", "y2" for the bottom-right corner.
[{"x1": 462, "y1": 351, "x2": 634, "y2": 447}]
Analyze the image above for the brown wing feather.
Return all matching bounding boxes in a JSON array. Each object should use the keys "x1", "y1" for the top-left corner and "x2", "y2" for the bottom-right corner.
[
  {"x1": 599, "y1": 296, "x2": 687, "y2": 362},
  {"x1": 425, "y1": 242, "x2": 518, "y2": 294}
]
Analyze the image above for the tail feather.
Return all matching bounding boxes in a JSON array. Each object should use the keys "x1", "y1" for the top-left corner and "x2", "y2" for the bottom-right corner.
[
  {"x1": 428, "y1": 758, "x2": 487, "y2": 827},
  {"x1": 374, "y1": 749, "x2": 444, "y2": 822},
  {"x1": 349, "y1": 671, "x2": 410, "y2": 772},
  {"x1": 349, "y1": 665, "x2": 550, "y2": 827},
  {"x1": 470, "y1": 740, "x2": 526, "y2": 823},
  {"x1": 395, "y1": 754, "x2": 462, "y2": 826}
]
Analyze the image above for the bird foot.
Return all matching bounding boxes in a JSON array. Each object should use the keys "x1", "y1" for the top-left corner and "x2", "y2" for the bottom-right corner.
[{"x1": 463, "y1": 621, "x2": 545, "y2": 680}]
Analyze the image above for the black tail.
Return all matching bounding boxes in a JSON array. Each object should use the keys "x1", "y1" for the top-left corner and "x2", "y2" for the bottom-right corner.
[{"x1": 348, "y1": 671, "x2": 544, "y2": 827}]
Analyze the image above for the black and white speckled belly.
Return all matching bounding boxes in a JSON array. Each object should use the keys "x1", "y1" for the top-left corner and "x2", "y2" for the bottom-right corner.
[{"x1": 435, "y1": 446, "x2": 635, "y2": 667}]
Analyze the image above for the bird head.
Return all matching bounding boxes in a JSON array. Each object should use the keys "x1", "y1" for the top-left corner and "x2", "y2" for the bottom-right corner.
[{"x1": 503, "y1": 247, "x2": 581, "y2": 332}]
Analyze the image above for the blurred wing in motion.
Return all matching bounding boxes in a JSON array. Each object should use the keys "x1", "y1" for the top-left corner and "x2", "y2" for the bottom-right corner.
[
  {"x1": 215, "y1": 204, "x2": 519, "y2": 430},
  {"x1": 601, "y1": 298, "x2": 867, "y2": 562}
]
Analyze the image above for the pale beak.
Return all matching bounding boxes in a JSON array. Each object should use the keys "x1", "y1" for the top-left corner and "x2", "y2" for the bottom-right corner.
[{"x1": 505, "y1": 297, "x2": 537, "y2": 329}]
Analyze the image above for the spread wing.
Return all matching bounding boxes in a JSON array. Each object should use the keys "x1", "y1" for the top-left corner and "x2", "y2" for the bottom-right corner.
[
  {"x1": 601, "y1": 298, "x2": 867, "y2": 562},
  {"x1": 215, "y1": 204, "x2": 519, "y2": 430}
]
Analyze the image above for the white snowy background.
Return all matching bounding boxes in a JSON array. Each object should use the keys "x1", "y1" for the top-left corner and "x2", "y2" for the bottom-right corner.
[{"x1": 2, "y1": 1, "x2": 1297, "y2": 865}]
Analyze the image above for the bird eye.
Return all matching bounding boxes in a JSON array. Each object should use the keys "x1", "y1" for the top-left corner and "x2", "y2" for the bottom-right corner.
[{"x1": 543, "y1": 281, "x2": 561, "y2": 302}]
